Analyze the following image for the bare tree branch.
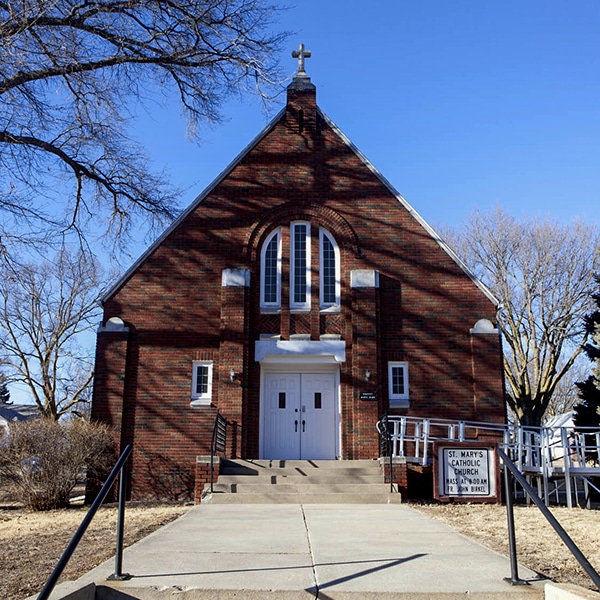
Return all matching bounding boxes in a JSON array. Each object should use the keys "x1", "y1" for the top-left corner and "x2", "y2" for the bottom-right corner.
[
  {"x1": 0, "y1": 0, "x2": 288, "y2": 253},
  {"x1": 0, "y1": 247, "x2": 106, "y2": 419},
  {"x1": 442, "y1": 208, "x2": 600, "y2": 426}
]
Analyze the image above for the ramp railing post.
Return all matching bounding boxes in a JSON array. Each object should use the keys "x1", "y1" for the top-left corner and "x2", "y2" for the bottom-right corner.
[{"x1": 503, "y1": 462, "x2": 526, "y2": 585}]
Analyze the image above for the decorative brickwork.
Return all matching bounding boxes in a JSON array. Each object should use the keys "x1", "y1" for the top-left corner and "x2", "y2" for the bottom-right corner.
[{"x1": 290, "y1": 313, "x2": 311, "y2": 336}]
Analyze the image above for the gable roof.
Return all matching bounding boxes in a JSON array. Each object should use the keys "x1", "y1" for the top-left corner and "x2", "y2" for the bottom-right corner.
[{"x1": 104, "y1": 103, "x2": 498, "y2": 307}]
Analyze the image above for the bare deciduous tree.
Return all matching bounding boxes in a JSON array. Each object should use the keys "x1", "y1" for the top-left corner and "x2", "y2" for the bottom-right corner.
[
  {"x1": 0, "y1": 248, "x2": 105, "y2": 419},
  {"x1": 0, "y1": 0, "x2": 287, "y2": 252},
  {"x1": 543, "y1": 359, "x2": 589, "y2": 422},
  {"x1": 443, "y1": 208, "x2": 600, "y2": 426}
]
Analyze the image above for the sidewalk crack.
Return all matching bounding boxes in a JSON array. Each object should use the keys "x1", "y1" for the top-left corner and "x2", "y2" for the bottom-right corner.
[{"x1": 301, "y1": 503, "x2": 319, "y2": 597}]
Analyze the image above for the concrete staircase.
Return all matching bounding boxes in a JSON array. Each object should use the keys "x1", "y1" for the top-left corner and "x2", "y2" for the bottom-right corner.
[{"x1": 202, "y1": 458, "x2": 401, "y2": 504}]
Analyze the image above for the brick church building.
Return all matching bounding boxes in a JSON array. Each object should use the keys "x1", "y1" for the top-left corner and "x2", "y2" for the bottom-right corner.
[{"x1": 91, "y1": 47, "x2": 506, "y2": 501}]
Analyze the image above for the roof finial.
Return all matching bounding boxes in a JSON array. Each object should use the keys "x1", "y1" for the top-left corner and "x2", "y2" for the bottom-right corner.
[{"x1": 292, "y1": 43, "x2": 311, "y2": 78}]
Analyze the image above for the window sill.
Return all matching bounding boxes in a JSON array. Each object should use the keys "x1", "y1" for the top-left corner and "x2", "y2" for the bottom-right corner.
[
  {"x1": 260, "y1": 307, "x2": 281, "y2": 314},
  {"x1": 320, "y1": 306, "x2": 341, "y2": 314},
  {"x1": 190, "y1": 398, "x2": 212, "y2": 408},
  {"x1": 389, "y1": 399, "x2": 410, "y2": 409}
]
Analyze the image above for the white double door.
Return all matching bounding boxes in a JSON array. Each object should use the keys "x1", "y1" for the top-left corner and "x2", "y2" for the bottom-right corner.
[{"x1": 262, "y1": 372, "x2": 337, "y2": 460}]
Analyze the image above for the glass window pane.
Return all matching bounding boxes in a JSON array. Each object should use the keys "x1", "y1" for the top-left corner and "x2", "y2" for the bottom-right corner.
[
  {"x1": 392, "y1": 366, "x2": 405, "y2": 395},
  {"x1": 314, "y1": 392, "x2": 322, "y2": 409},
  {"x1": 322, "y1": 234, "x2": 336, "y2": 304},
  {"x1": 293, "y1": 224, "x2": 307, "y2": 304},
  {"x1": 263, "y1": 234, "x2": 278, "y2": 303},
  {"x1": 195, "y1": 365, "x2": 208, "y2": 395}
]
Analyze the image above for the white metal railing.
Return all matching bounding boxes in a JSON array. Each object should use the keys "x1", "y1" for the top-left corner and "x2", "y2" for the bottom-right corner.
[{"x1": 376, "y1": 415, "x2": 600, "y2": 508}]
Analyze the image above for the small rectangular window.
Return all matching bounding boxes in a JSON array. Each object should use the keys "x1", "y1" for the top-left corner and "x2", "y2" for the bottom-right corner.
[
  {"x1": 314, "y1": 392, "x2": 322, "y2": 409},
  {"x1": 388, "y1": 361, "x2": 409, "y2": 405},
  {"x1": 191, "y1": 361, "x2": 213, "y2": 406},
  {"x1": 279, "y1": 392, "x2": 286, "y2": 409}
]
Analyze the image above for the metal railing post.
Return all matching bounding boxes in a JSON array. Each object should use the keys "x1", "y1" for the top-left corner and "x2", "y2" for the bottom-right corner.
[
  {"x1": 503, "y1": 462, "x2": 526, "y2": 585},
  {"x1": 107, "y1": 462, "x2": 131, "y2": 581},
  {"x1": 498, "y1": 448, "x2": 600, "y2": 591},
  {"x1": 37, "y1": 445, "x2": 132, "y2": 600},
  {"x1": 209, "y1": 411, "x2": 228, "y2": 494},
  {"x1": 384, "y1": 412, "x2": 393, "y2": 493}
]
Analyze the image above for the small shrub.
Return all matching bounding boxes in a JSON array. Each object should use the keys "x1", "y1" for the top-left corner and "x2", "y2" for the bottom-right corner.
[{"x1": 0, "y1": 418, "x2": 115, "y2": 510}]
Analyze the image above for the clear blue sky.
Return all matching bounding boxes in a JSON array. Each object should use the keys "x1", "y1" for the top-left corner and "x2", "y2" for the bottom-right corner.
[{"x1": 134, "y1": 0, "x2": 600, "y2": 235}]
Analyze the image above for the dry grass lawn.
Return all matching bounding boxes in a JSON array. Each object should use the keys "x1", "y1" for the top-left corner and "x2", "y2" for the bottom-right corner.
[
  {"x1": 1, "y1": 498, "x2": 599, "y2": 600},
  {"x1": 1, "y1": 501, "x2": 190, "y2": 600},
  {"x1": 413, "y1": 502, "x2": 600, "y2": 591}
]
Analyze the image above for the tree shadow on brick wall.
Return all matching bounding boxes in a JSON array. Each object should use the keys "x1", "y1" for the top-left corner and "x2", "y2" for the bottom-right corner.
[{"x1": 143, "y1": 451, "x2": 194, "y2": 502}]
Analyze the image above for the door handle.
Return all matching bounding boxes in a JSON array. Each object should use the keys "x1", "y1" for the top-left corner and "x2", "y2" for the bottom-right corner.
[
  {"x1": 302, "y1": 420, "x2": 306, "y2": 433},
  {"x1": 295, "y1": 420, "x2": 298, "y2": 432}
]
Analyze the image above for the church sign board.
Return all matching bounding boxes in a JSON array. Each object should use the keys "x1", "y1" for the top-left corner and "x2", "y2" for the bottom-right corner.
[{"x1": 434, "y1": 442, "x2": 500, "y2": 503}]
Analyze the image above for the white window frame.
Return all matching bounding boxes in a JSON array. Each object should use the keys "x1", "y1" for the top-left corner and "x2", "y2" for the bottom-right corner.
[
  {"x1": 260, "y1": 228, "x2": 282, "y2": 310},
  {"x1": 319, "y1": 228, "x2": 340, "y2": 311},
  {"x1": 191, "y1": 361, "x2": 213, "y2": 406},
  {"x1": 388, "y1": 361, "x2": 409, "y2": 406},
  {"x1": 290, "y1": 221, "x2": 311, "y2": 311}
]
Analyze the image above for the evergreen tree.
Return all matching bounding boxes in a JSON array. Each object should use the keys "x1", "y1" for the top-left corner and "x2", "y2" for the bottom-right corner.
[
  {"x1": 0, "y1": 373, "x2": 10, "y2": 405},
  {"x1": 574, "y1": 275, "x2": 600, "y2": 429}
]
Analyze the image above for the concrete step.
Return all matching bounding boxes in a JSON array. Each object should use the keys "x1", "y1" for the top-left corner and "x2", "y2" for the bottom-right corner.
[
  {"x1": 203, "y1": 491, "x2": 402, "y2": 504},
  {"x1": 214, "y1": 474, "x2": 385, "y2": 484},
  {"x1": 205, "y1": 459, "x2": 397, "y2": 504},
  {"x1": 219, "y1": 459, "x2": 382, "y2": 476},
  {"x1": 210, "y1": 482, "x2": 394, "y2": 494},
  {"x1": 221, "y1": 458, "x2": 380, "y2": 468},
  {"x1": 90, "y1": 584, "x2": 545, "y2": 599}
]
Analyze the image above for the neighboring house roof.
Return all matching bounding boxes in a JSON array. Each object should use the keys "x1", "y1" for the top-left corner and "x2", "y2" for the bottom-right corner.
[
  {"x1": 545, "y1": 411, "x2": 574, "y2": 429},
  {"x1": 102, "y1": 101, "x2": 498, "y2": 307},
  {"x1": 0, "y1": 404, "x2": 40, "y2": 423}
]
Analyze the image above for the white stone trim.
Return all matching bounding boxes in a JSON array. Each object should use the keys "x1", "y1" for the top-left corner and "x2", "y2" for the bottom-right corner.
[
  {"x1": 470, "y1": 319, "x2": 498, "y2": 335},
  {"x1": 98, "y1": 317, "x2": 129, "y2": 333},
  {"x1": 351, "y1": 270, "x2": 379, "y2": 288},
  {"x1": 222, "y1": 268, "x2": 250, "y2": 287}
]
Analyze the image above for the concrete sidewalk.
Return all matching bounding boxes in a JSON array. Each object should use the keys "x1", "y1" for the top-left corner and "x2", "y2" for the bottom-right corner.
[{"x1": 48, "y1": 503, "x2": 546, "y2": 599}]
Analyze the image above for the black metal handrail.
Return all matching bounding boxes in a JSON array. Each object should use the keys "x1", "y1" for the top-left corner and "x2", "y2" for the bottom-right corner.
[
  {"x1": 37, "y1": 444, "x2": 133, "y2": 600},
  {"x1": 210, "y1": 411, "x2": 228, "y2": 493},
  {"x1": 377, "y1": 413, "x2": 394, "y2": 493},
  {"x1": 498, "y1": 447, "x2": 600, "y2": 591}
]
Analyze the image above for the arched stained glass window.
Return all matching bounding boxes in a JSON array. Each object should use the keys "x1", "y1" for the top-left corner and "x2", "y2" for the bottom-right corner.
[
  {"x1": 320, "y1": 228, "x2": 340, "y2": 310},
  {"x1": 259, "y1": 224, "x2": 340, "y2": 312},
  {"x1": 260, "y1": 229, "x2": 281, "y2": 309}
]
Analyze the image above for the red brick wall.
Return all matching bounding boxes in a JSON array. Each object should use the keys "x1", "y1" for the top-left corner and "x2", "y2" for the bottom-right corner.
[{"x1": 93, "y1": 81, "x2": 505, "y2": 501}]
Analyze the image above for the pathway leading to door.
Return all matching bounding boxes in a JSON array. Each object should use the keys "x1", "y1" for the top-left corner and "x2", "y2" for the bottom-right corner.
[{"x1": 57, "y1": 504, "x2": 545, "y2": 599}]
